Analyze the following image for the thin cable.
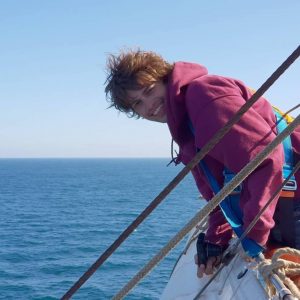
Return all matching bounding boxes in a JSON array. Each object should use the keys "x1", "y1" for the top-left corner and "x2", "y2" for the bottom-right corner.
[
  {"x1": 284, "y1": 103, "x2": 300, "y2": 118},
  {"x1": 195, "y1": 104, "x2": 300, "y2": 298},
  {"x1": 195, "y1": 159, "x2": 300, "y2": 299},
  {"x1": 193, "y1": 102, "x2": 300, "y2": 298},
  {"x1": 61, "y1": 45, "x2": 300, "y2": 300},
  {"x1": 113, "y1": 113, "x2": 300, "y2": 299}
]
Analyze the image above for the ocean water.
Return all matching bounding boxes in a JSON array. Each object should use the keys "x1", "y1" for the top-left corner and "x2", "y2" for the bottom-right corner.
[{"x1": 0, "y1": 158, "x2": 202, "y2": 300}]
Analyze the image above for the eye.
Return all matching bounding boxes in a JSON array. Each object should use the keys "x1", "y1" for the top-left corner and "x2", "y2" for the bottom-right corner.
[{"x1": 145, "y1": 86, "x2": 154, "y2": 96}]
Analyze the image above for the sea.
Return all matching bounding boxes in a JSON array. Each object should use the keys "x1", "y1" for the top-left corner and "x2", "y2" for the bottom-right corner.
[{"x1": 0, "y1": 158, "x2": 202, "y2": 300}]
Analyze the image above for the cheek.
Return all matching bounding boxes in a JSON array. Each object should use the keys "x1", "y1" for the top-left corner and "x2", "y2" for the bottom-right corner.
[{"x1": 135, "y1": 105, "x2": 145, "y2": 116}]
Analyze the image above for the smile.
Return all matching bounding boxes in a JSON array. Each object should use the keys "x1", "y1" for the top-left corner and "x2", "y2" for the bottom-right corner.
[{"x1": 153, "y1": 104, "x2": 163, "y2": 116}]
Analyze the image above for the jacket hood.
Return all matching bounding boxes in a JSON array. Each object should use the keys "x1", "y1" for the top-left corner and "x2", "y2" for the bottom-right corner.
[{"x1": 166, "y1": 62, "x2": 208, "y2": 143}]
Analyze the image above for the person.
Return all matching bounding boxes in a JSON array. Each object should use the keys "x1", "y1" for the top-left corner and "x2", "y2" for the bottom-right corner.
[{"x1": 104, "y1": 49, "x2": 300, "y2": 278}]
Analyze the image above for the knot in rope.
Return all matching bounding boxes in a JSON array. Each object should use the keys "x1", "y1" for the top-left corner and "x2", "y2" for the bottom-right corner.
[{"x1": 258, "y1": 247, "x2": 300, "y2": 299}]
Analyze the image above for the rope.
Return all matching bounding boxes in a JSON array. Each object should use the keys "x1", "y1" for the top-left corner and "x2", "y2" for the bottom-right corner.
[
  {"x1": 183, "y1": 216, "x2": 208, "y2": 254},
  {"x1": 168, "y1": 218, "x2": 208, "y2": 278},
  {"x1": 61, "y1": 45, "x2": 300, "y2": 300},
  {"x1": 113, "y1": 112, "x2": 300, "y2": 299},
  {"x1": 258, "y1": 248, "x2": 300, "y2": 299}
]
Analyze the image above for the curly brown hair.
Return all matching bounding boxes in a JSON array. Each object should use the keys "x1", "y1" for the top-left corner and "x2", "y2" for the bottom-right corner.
[{"x1": 105, "y1": 49, "x2": 174, "y2": 118}]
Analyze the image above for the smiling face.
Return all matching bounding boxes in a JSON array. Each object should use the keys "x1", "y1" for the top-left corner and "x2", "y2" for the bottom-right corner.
[{"x1": 126, "y1": 81, "x2": 167, "y2": 123}]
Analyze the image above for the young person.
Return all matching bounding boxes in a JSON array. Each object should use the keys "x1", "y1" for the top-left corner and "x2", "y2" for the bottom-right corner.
[{"x1": 104, "y1": 49, "x2": 300, "y2": 277}]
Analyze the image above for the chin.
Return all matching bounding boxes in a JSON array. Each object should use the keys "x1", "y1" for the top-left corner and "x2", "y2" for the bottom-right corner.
[
  {"x1": 154, "y1": 115, "x2": 167, "y2": 123},
  {"x1": 147, "y1": 115, "x2": 167, "y2": 123}
]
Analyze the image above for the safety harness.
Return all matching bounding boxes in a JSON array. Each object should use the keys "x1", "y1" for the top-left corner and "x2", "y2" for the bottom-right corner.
[{"x1": 190, "y1": 108, "x2": 297, "y2": 257}]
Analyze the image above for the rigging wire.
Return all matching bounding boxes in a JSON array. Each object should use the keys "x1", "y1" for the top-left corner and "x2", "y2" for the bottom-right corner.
[
  {"x1": 113, "y1": 113, "x2": 300, "y2": 299},
  {"x1": 194, "y1": 158, "x2": 300, "y2": 299},
  {"x1": 193, "y1": 103, "x2": 300, "y2": 298},
  {"x1": 61, "y1": 45, "x2": 300, "y2": 300}
]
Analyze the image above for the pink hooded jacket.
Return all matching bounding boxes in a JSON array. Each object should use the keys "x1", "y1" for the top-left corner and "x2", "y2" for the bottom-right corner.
[{"x1": 166, "y1": 62, "x2": 300, "y2": 247}]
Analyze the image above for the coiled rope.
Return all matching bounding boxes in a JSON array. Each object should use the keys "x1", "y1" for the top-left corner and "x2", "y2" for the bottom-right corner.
[
  {"x1": 258, "y1": 248, "x2": 300, "y2": 299},
  {"x1": 113, "y1": 111, "x2": 300, "y2": 299},
  {"x1": 61, "y1": 45, "x2": 300, "y2": 300}
]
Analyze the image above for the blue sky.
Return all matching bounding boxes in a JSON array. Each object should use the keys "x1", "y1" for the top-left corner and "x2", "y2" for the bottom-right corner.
[{"x1": 0, "y1": 1, "x2": 299, "y2": 158}]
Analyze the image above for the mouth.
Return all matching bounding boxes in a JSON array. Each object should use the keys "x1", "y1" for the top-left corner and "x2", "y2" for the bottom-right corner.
[{"x1": 153, "y1": 103, "x2": 163, "y2": 116}]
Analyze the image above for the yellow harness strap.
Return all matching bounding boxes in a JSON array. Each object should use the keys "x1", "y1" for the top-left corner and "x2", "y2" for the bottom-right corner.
[{"x1": 248, "y1": 88, "x2": 295, "y2": 198}]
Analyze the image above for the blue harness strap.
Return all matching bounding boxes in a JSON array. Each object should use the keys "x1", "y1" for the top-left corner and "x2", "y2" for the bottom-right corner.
[
  {"x1": 189, "y1": 108, "x2": 295, "y2": 257},
  {"x1": 199, "y1": 160, "x2": 264, "y2": 257}
]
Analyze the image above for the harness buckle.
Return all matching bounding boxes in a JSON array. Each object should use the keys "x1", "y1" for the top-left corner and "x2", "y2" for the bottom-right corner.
[{"x1": 283, "y1": 179, "x2": 297, "y2": 191}]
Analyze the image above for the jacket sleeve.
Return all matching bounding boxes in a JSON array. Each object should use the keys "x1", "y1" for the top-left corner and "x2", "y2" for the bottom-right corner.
[
  {"x1": 206, "y1": 207, "x2": 233, "y2": 246},
  {"x1": 186, "y1": 77, "x2": 284, "y2": 247},
  {"x1": 190, "y1": 168, "x2": 233, "y2": 246}
]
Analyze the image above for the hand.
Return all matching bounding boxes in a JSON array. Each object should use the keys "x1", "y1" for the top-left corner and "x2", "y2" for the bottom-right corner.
[
  {"x1": 194, "y1": 254, "x2": 221, "y2": 278},
  {"x1": 195, "y1": 233, "x2": 223, "y2": 278}
]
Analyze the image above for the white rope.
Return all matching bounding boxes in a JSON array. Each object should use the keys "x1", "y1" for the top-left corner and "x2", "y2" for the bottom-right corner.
[{"x1": 258, "y1": 248, "x2": 300, "y2": 298}]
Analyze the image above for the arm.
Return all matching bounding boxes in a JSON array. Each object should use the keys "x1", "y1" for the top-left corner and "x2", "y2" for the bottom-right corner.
[{"x1": 186, "y1": 76, "x2": 283, "y2": 247}]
